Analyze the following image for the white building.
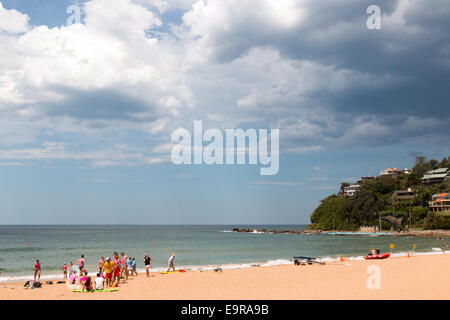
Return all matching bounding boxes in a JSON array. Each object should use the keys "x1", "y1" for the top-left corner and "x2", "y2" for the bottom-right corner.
[
  {"x1": 344, "y1": 184, "x2": 360, "y2": 196},
  {"x1": 380, "y1": 168, "x2": 403, "y2": 176}
]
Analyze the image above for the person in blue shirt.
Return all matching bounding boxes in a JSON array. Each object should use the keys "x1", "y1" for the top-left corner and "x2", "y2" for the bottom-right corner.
[{"x1": 131, "y1": 257, "x2": 138, "y2": 276}]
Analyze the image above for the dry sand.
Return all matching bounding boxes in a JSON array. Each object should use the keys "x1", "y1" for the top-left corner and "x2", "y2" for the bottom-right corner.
[{"x1": 1, "y1": 253, "x2": 449, "y2": 300}]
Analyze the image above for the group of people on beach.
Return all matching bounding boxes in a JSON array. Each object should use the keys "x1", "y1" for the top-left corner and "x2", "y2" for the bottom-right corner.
[{"x1": 33, "y1": 251, "x2": 177, "y2": 292}]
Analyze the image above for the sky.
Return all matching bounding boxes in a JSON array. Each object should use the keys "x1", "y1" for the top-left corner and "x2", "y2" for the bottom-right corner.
[{"x1": 0, "y1": 0, "x2": 449, "y2": 224}]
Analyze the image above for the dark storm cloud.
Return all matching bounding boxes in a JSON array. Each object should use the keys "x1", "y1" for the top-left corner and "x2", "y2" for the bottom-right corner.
[
  {"x1": 196, "y1": 0, "x2": 450, "y2": 115},
  {"x1": 188, "y1": 0, "x2": 450, "y2": 148}
]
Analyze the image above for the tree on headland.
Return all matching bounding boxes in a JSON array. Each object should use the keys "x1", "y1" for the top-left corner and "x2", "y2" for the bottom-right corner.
[
  {"x1": 412, "y1": 156, "x2": 440, "y2": 177},
  {"x1": 308, "y1": 155, "x2": 450, "y2": 231}
]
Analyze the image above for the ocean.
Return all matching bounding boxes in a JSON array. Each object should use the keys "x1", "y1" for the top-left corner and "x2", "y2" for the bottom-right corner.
[{"x1": 0, "y1": 225, "x2": 448, "y2": 282}]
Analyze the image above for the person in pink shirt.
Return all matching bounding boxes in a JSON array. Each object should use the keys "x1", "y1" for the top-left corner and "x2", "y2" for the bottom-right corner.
[
  {"x1": 113, "y1": 253, "x2": 121, "y2": 285},
  {"x1": 80, "y1": 270, "x2": 88, "y2": 286},
  {"x1": 62, "y1": 263, "x2": 67, "y2": 279},
  {"x1": 34, "y1": 259, "x2": 41, "y2": 282},
  {"x1": 120, "y1": 252, "x2": 128, "y2": 280},
  {"x1": 77, "y1": 255, "x2": 85, "y2": 276}
]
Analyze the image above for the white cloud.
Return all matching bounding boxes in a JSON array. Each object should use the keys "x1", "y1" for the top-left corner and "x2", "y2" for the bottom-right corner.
[
  {"x1": 84, "y1": 0, "x2": 162, "y2": 38},
  {"x1": 147, "y1": 156, "x2": 169, "y2": 164},
  {"x1": 0, "y1": 141, "x2": 163, "y2": 167},
  {"x1": 0, "y1": 2, "x2": 29, "y2": 34},
  {"x1": 0, "y1": 0, "x2": 193, "y2": 120},
  {"x1": 182, "y1": 0, "x2": 304, "y2": 62}
]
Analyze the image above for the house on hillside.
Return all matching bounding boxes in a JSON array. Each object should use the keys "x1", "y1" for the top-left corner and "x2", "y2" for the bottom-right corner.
[
  {"x1": 421, "y1": 168, "x2": 449, "y2": 185},
  {"x1": 429, "y1": 193, "x2": 450, "y2": 212},
  {"x1": 343, "y1": 184, "x2": 360, "y2": 196},
  {"x1": 391, "y1": 188, "x2": 416, "y2": 207},
  {"x1": 380, "y1": 168, "x2": 403, "y2": 177}
]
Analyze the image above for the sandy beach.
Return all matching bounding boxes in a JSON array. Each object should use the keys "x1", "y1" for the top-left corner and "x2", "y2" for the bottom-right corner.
[{"x1": 1, "y1": 253, "x2": 449, "y2": 300}]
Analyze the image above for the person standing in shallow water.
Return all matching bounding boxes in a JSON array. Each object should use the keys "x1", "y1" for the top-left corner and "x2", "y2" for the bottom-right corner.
[{"x1": 34, "y1": 259, "x2": 41, "y2": 282}]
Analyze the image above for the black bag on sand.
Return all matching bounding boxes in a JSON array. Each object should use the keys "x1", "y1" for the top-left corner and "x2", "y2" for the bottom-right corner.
[{"x1": 32, "y1": 281, "x2": 41, "y2": 288}]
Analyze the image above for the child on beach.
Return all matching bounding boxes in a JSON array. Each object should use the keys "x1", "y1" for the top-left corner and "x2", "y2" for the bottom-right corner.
[
  {"x1": 34, "y1": 260, "x2": 41, "y2": 282},
  {"x1": 98, "y1": 256, "x2": 105, "y2": 273},
  {"x1": 68, "y1": 261, "x2": 73, "y2": 275},
  {"x1": 131, "y1": 258, "x2": 138, "y2": 276},
  {"x1": 167, "y1": 254, "x2": 176, "y2": 272},
  {"x1": 82, "y1": 276, "x2": 93, "y2": 292},
  {"x1": 80, "y1": 270, "x2": 88, "y2": 285},
  {"x1": 95, "y1": 273, "x2": 104, "y2": 290},
  {"x1": 127, "y1": 258, "x2": 132, "y2": 276},
  {"x1": 62, "y1": 263, "x2": 67, "y2": 279}
]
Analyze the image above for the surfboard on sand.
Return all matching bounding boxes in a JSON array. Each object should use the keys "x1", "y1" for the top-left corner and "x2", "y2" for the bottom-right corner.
[{"x1": 160, "y1": 269, "x2": 185, "y2": 274}]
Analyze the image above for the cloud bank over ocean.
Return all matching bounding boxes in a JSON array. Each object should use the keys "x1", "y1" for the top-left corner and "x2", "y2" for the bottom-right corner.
[{"x1": 0, "y1": 0, "x2": 449, "y2": 168}]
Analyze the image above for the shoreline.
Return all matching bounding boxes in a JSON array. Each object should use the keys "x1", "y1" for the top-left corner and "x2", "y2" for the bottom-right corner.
[
  {"x1": 1, "y1": 249, "x2": 448, "y2": 284},
  {"x1": 1, "y1": 248, "x2": 448, "y2": 284},
  {"x1": 1, "y1": 252, "x2": 449, "y2": 299}
]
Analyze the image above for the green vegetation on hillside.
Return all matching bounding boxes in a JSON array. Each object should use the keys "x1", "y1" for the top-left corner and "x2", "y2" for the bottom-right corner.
[{"x1": 308, "y1": 156, "x2": 450, "y2": 231}]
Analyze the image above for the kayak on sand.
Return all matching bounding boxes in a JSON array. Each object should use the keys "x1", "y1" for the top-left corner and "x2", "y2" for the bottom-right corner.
[{"x1": 364, "y1": 253, "x2": 390, "y2": 260}]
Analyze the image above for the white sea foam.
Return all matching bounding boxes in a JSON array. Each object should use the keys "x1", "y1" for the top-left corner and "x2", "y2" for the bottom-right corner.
[
  {"x1": 1, "y1": 249, "x2": 447, "y2": 283},
  {"x1": 251, "y1": 230, "x2": 265, "y2": 234},
  {"x1": 260, "y1": 259, "x2": 291, "y2": 267}
]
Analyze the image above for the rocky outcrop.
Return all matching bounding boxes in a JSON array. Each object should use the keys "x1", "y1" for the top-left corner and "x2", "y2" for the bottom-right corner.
[
  {"x1": 231, "y1": 228, "x2": 316, "y2": 234},
  {"x1": 381, "y1": 215, "x2": 403, "y2": 228}
]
